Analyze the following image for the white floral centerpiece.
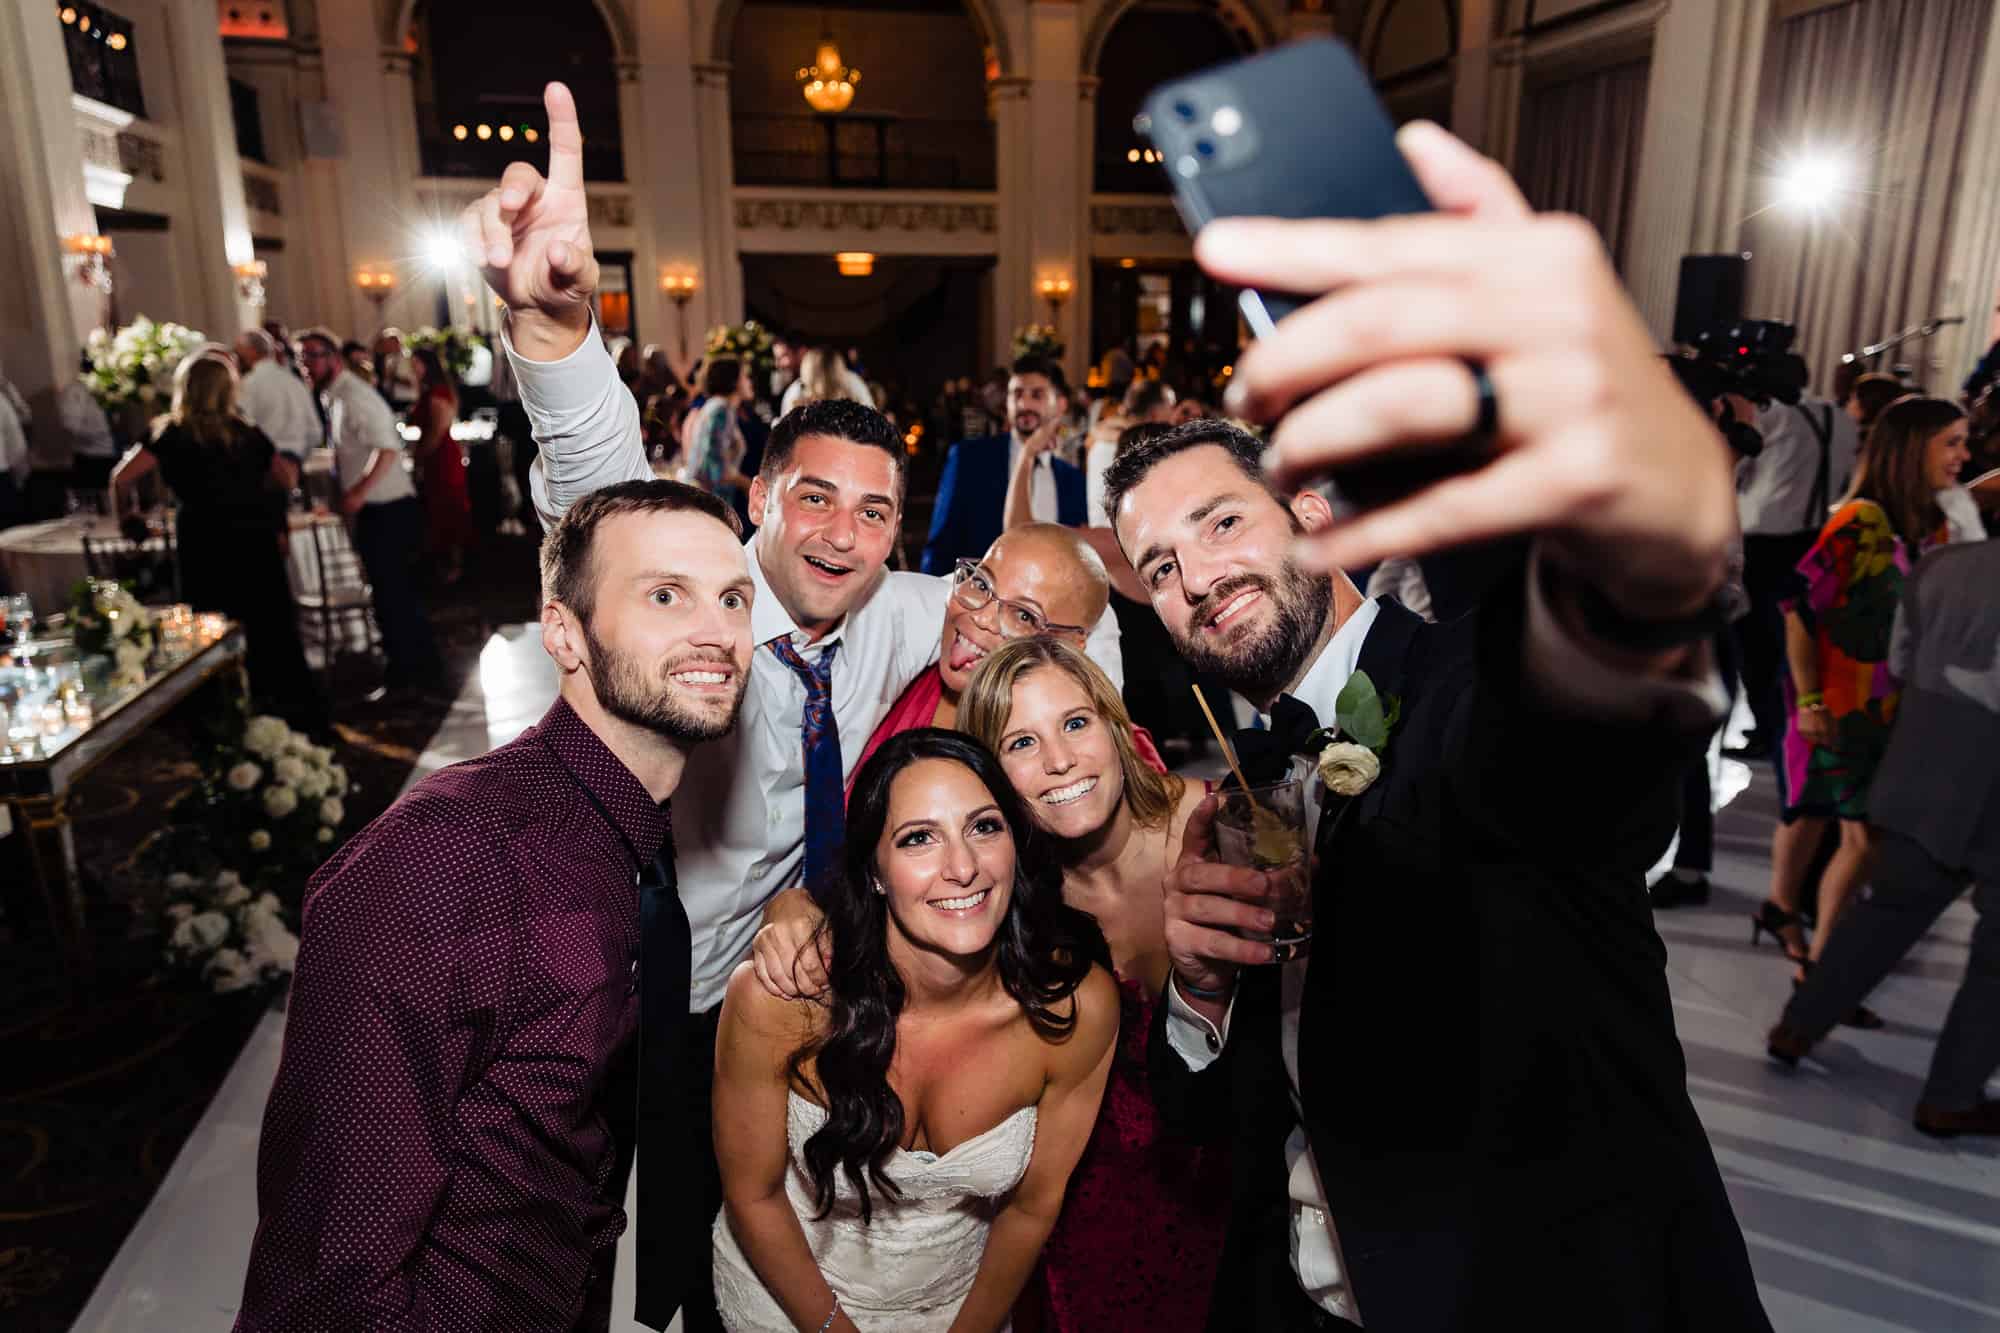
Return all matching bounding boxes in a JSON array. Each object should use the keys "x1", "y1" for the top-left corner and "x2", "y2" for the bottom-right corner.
[
  {"x1": 160, "y1": 869, "x2": 300, "y2": 994},
  {"x1": 68, "y1": 578, "x2": 156, "y2": 690},
  {"x1": 82, "y1": 315, "x2": 209, "y2": 414}
]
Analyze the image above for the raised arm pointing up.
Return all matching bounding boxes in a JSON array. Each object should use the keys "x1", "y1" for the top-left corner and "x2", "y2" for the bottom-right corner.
[{"x1": 459, "y1": 82, "x2": 600, "y2": 362}]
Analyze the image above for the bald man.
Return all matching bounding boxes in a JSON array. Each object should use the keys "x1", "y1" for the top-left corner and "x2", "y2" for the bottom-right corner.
[{"x1": 235, "y1": 327, "x2": 320, "y2": 489}]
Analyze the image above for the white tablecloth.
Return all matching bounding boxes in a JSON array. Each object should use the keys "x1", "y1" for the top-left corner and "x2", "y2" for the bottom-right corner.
[{"x1": 0, "y1": 516, "x2": 152, "y2": 613}]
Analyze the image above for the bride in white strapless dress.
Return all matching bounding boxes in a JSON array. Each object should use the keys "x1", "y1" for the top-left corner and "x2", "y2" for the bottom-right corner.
[
  {"x1": 709, "y1": 732, "x2": 1118, "y2": 1333},
  {"x1": 712, "y1": 1093, "x2": 1037, "y2": 1330}
]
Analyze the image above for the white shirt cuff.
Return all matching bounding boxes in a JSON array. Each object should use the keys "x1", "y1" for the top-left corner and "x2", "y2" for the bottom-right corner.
[
  {"x1": 500, "y1": 313, "x2": 650, "y2": 525},
  {"x1": 1521, "y1": 544, "x2": 1730, "y2": 730},
  {"x1": 1164, "y1": 975, "x2": 1235, "y2": 1071}
]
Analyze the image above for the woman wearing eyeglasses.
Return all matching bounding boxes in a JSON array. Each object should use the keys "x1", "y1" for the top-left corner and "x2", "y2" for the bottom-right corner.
[{"x1": 847, "y1": 523, "x2": 1167, "y2": 776}]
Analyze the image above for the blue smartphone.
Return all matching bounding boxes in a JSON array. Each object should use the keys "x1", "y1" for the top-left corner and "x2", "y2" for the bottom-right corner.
[
  {"x1": 1137, "y1": 38, "x2": 1432, "y2": 336},
  {"x1": 1139, "y1": 39, "x2": 1478, "y2": 510}
]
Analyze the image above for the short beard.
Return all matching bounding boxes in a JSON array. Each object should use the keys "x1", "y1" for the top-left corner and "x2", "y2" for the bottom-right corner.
[
  {"x1": 582, "y1": 623, "x2": 742, "y2": 745},
  {"x1": 1172, "y1": 562, "x2": 1333, "y2": 701}
]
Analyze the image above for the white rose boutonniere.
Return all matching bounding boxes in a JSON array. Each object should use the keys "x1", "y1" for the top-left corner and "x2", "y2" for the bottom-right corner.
[{"x1": 1317, "y1": 742, "x2": 1382, "y2": 796}]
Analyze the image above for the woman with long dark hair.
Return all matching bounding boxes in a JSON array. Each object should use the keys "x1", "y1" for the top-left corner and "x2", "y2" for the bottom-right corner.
[
  {"x1": 712, "y1": 729, "x2": 1118, "y2": 1332},
  {"x1": 958, "y1": 637, "x2": 1229, "y2": 1333},
  {"x1": 1754, "y1": 395, "x2": 1969, "y2": 1021}
]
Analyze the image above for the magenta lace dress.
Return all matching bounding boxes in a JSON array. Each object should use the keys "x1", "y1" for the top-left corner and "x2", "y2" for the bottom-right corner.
[{"x1": 1027, "y1": 974, "x2": 1232, "y2": 1332}]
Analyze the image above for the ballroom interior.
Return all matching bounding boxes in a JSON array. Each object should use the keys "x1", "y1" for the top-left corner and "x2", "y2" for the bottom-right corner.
[{"x1": 3, "y1": 1, "x2": 2000, "y2": 1331}]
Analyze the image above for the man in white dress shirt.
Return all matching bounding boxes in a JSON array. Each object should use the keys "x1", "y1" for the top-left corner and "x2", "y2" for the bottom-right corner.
[
  {"x1": 298, "y1": 327, "x2": 443, "y2": 695},
  {"x1": 455, "y1": 82, "x2": 1118, "y2": 1333},
  {"x1": 235, "y1": 329, "x2": 322, "y2": 490}
]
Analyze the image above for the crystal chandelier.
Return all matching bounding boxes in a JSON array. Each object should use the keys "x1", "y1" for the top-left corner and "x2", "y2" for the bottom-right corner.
[{"x1": 797, "y1": 28, "x2": 859, "y2": 114}]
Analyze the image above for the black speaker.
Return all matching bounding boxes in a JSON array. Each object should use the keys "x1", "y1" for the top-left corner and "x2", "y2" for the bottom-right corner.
[{"x1": 1673, "y1": 254, "x2": 1748, "y2": 345}]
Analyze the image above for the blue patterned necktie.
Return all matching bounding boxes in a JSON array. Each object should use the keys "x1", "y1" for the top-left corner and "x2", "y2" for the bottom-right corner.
[{"x1": 767, "y1": 636, "x2": 844, "y2": 895}]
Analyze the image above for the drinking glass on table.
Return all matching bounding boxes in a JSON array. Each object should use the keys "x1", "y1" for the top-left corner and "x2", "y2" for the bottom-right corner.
[
  {"x1": 1209, "y1": 776, "x2": 1313, "y2": 962},
  {"x1": 3, "y1": 594, "x2": 33, "y2": 649}
]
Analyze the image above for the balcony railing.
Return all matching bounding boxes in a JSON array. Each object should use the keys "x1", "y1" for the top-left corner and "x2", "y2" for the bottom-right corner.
[{"x1": 733, "y1": 114, "x2": 995, "y2": 191}]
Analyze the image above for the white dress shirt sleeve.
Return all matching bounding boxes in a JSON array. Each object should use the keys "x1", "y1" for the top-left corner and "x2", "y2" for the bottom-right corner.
[
  {"x1": 1163, "y1": 975, "x2": 1236, "y2": 1072},
  {"x1": 1084, "y1": 602, "x2": 1124, "y2": 692},
  {"x1": 500, "y1": 317, "x2": 649, "y2": 525}
]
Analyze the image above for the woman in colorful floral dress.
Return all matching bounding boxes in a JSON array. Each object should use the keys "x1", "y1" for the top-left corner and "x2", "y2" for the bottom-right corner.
[{"x1": 1759, "y1": 395, "x2": 1969, "y2": 1007}]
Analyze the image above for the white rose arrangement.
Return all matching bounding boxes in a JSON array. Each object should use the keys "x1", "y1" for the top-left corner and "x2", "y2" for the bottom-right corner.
[
  {"x1": 83, "y1": 315, "x2": 208, "y2": 412},
  {"x1": 159, "y1": 867, "x2": 300, "y2": 994},
  {"x1": 68, "y1": 578, "x2": 157, "y2": 688}
]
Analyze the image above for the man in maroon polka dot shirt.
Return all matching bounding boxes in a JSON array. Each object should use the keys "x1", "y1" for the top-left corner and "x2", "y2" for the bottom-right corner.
[{"x1": 235, "y1": 481, "x2": 753, "y2": 1331}]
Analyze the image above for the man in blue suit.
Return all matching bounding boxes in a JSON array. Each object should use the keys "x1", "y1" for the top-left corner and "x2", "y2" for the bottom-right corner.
[{"x1": 920, "y1": 355, "x2": 1086, "y2": 573}]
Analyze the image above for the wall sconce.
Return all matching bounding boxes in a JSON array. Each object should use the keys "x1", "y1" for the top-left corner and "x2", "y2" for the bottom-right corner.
[
  {"x1": 661, "y1": 267, "x2": 700, "y2": 360},
  {"x1": 355, "y1": 267, "x2": 397, "y2": 307},
  {"x1": 1039, "y1": 274, "x2": 1073, "y2": 319},
  {"x1": 62, "y1": 233, "x2": 114, "y2": 293},
  {"x1": 660, "y1": 268, "x2": 699, "y2": 305},
  {"x1": 835, "y1": 251, "x2": 875, "y2": 278},
  {"x1": 233, "y1": 259, "x2": 268, "y2": 307}
]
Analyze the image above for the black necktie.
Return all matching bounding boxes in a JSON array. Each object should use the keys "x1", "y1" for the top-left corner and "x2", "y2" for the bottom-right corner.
[
  {"x1": 632, "y1": 833, "x2": 692, "y2": 1329},
  {"x1": 1231, "y1": 693, "x2": 1322, "y2": 787}
]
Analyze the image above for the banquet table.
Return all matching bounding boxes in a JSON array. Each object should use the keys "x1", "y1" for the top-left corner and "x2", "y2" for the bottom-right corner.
[
  {"x1": 1, "y1": 615, "x2": 246, "y2": 970},
  {"x1": 0, "y1": 511, "x2": 352, "y2": 621}
]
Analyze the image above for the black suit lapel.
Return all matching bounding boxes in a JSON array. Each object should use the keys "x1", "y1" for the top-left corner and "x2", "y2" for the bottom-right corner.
[{"x1": 1315, "y1": 598, "x2": 1425, "y2": 852}]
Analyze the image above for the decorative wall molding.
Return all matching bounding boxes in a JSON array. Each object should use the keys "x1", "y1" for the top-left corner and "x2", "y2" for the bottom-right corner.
[
  {"x1": 81, "y1": 129, "x2": 166, "y2": 183},
  {"x1": 1090, "y1": 199, "x2": 1181, "y2": 235},
  {"x1": 733, "y1": 196, "x2": 998, "y2": 235},
  {"x1": 413, "y1": 181, "x2": 636, "y2": 231}
]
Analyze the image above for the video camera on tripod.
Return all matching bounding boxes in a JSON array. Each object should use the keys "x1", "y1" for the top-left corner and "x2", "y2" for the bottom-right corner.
[{"x1": 1666, "y1": 319, "x2": 1811, "y2": 459}]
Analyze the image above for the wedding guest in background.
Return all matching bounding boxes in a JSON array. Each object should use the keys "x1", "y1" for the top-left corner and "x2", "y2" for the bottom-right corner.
[
  {"x1": 1768, "y1": 537, "x2": 2000, "y2": 1137},
  {"x1": 1116, "y1": 119, "x2": 1767, "y2": 1328},
  {"x1": 684, "y1": 357, "x2": 755, "y2": 509},
  {"x1": 780, "y1": 346, "x2": 872, "y2": 414},
  {"x1": 236, "y1": 481, "x2": 753, "y2": 1331},
  {"x1": 235, "y1": 329, "x2": 321, "y2": 491},
  {"x1": 61, "y1": 348, "x2": 120, "y2": 489},
  {"x1": 371, "y1": 329, "x2": 420, "y2": 414},
  {"x1": 711, "y1": 728, "x2": 1117, "y2": 1332},
  {"x1": 923, "y1": 357, "x2": 1087, "y2": 574},
  {"x1": 299, "y1": 327, "x2": 444, "y2": 696},
  {"x1": 1847, "y1": 371, "x2": 1907, "y2": 433},
  {"x1": 340, "y1": 339, "x2": 374, "y2": 383},
  {"x1": 0, "y1": 364, "x2": 33, "y2": 529},
  {"x1": 409, "y1": 346, "x2": 472, "y2": 585},
  {"x1": 960, "y1": 638, "x2": 1230, "y2": 1333},
  {"x1": 1756, "y1": 396, "x2": 1968, "y2": 1026},
  {"x1": 109, "y1": 355, "x2": 322, "y2": 733}
]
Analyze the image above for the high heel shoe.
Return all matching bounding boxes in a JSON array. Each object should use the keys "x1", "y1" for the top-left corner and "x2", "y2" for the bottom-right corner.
[{"x1": 1750, "y1": 901, "x2": 1808, "y2": 961}]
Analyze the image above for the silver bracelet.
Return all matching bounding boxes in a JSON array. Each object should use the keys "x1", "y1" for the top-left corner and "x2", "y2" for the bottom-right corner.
[{"x1": 819, "y1": 1296, "x2": 842, "y2": 1333}]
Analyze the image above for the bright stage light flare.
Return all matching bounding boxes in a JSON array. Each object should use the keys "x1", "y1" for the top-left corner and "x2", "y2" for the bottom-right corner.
[
  {"x1": 421, "y1": 229, "x2": 467, "y2": 272},
  {"x1": 1777, "y1": 154, "x2": 1850, "y2": 215}
]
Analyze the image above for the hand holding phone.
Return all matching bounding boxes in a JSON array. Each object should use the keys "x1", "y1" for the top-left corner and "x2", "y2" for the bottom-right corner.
[{"x1": 1144, "y1": 41, "x2": 1736, "y2": 623}]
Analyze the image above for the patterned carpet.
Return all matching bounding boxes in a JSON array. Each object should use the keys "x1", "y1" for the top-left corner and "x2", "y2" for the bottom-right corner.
[{"x1": 0, "y1": 533, "x2": 544, "y2": 1331}]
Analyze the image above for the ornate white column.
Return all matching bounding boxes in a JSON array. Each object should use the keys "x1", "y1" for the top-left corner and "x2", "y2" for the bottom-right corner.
[
  {"x1": 161, "y1": 0, "x2": 260, "y2": 337},
  {"x1": 1024, "y1": 2, "x2": 1087, "y2": 382},
  {"x1": 990, "y1": 74, "x2": 1033, "y2": 365},
  {"x1": 1623, "y1": 0, "x2": 1771, "y2": 344},
  {"x1": 0, "y1": 0, "x2": 104, "y2": 415},
  {"x1": 633, "y1": 1, "x2": 733, "y2": 370},
  {"x1": 616, "y1": 59, "x2": 666, "y2": 351},
  {"x1": 313, "y1": 0, "x2": 424, "y2": 334}
]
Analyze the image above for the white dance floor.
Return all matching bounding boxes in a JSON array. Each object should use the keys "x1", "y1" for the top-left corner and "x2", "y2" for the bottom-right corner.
[{"x1": 68, "y1": 625, "x2": 2000, "y2": 1331}]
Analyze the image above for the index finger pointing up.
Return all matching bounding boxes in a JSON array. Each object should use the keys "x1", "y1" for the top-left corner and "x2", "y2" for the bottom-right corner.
[{"x1": 543, "y1": 81, "x2": 584, "y2": 190}]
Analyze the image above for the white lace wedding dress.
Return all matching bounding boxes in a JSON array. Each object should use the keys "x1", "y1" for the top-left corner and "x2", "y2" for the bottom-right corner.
[{"x1": 712, "y1": 1091, "x2": 1037, "y2": 1331}]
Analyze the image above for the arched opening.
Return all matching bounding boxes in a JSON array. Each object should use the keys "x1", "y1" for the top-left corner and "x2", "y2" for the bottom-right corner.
[
  {"x1": 728, "y1": 0, "x2": 997, "y2": 190},
  {"x1": 409, "y1": 0, "x2": 626, "y2": 182},
  {"x1": 1363, "y1": 0, "x2": 1455, "y2": 83},
  {"x1": 1092, "y1": 2, "x2": 1255, "y2": 194}
]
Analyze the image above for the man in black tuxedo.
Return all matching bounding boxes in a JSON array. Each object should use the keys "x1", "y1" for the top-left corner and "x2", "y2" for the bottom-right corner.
[{"x1": 1104, "y1": 126, "x2": 1771, "y2": 1331}]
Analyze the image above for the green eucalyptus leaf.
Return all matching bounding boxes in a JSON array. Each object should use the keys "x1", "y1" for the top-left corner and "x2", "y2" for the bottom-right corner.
[{"x1": 1335, "y1": 670, "x2": 1388, "y2": 750}]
